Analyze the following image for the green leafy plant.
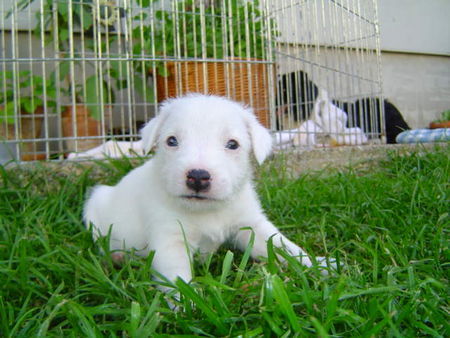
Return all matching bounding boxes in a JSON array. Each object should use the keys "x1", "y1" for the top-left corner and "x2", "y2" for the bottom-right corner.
[
  {"x1": 0, "y1": 70, "x2": 56, "y2": 124},
  {"x1": 19, "y1": 0, "x2": 124, "y2": 119},
  {"x1": 132, "y1": 0, "x2": 276, "y2": 76},
  {"x1": 433, "y1": 110, "x2": 450, "y2": 123},
  {"x1": 56, "y1": 60, "x2": 115, "y2": 120}
]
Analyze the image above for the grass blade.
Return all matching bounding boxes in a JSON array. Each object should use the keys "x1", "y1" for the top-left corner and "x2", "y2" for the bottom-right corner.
[
  {"x1": 270, "y1": 274, "x2": 303, "y2": 333},
  {"x1": 233, "y1": 227, "x2": 255, "y2": 288},
  {"x1": 220, "y1": 250, "x2": 234, "y2": 285},
  {"x1": 175, "y1": 278, "x2": 227, "y2": 334}
]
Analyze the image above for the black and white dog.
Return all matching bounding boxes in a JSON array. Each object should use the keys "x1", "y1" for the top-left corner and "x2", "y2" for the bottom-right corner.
[{"x1": 277, "y1": 71, "x2": 410, "y2": 143}]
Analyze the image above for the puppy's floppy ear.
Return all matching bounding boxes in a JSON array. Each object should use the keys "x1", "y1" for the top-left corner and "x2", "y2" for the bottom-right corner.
[
  {"x1": 244, "y1": 107, "x2": 273, "y2": 164},
  {"x1": 140, "y1": 113, "x2": 164, "y2": 154}
]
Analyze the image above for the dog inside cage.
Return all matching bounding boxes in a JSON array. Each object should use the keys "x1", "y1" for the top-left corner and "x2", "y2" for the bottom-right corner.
[
  {"x1": 0, "y1": 0, "x2": 410, "y2": 162},
  {"x1": 275, "y1": 70, "x2": 410, "y2": 145}
]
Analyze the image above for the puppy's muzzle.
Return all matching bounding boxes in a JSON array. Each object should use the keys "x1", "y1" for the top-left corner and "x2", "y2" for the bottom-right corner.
[{"x1": 186, "y1": 169, "x2": 211, "y2": 193}]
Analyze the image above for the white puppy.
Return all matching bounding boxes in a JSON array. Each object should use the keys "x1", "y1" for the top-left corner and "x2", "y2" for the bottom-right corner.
[
  {"x1": 84, "y1": 94, "x2": 333, "y2": 286},
  {"x1": 68, "y1": 140, "x2": 145, "y2": 159},
  {"x1": 313, "y1": 90, "x2": 368, "y2": 146}
]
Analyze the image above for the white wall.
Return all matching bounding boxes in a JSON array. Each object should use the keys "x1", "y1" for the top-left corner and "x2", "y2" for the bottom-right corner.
[
  {"x1": 382, "y1": 53, "x2": 450, "y2": 129},
  {"x1": 378, "y1": 0, "x2": 450, "y2": 56},
  {"x1": 378, "y1": 0, "x2": 450, "y2": 128}
]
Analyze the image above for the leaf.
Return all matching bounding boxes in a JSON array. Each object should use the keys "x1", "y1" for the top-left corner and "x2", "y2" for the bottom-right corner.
[
  {"x1": 63, "y1": 301, "x2": 103, "y2": 337},
  {"x1": 263, "y1": 271, "x2": 274, "y2": 308},
  {"x1": 1, "y1": 102, "x2": 16, "y2": 124},
  {"x1": 271, "y1": 275, "x2": 302, "y2": 333},
  {"x1": 2, "y1": 70, "x2": 14, "y2": 79},
  {"x1": 22, "y1": 98, "x2": 35, "y2": 114},
  {"x1": 46, "y1": 86, "x2": 57, "y2": 100},
  {"x1": 175, "y1": 278, "x2": 227, "y2": 334},
  {"x1": 133, "y1": 12, "x2": 148, "y2": 21},
  {"x1": 135, "y1": 295, "x2": 160, "y2": 336},
  {"x1": 137, "y1": 0, "x2": 154, "y2": 8},
  {"x1": 3, "y1": 101, "x2": 15, "y2": 114},
  {"x1": 129, "y1": 301, "x2": 141, "y2": 338},
  {"x1": 58, "y1": 61, "x2": 71, "y2": 81},
  {"x1": 310, "y1": 316, "x2": 329, "y2": 338},
  {"x1": 133, "y1": 75, "x2": 155, "y2": 103},
  {"x1": 116, "y1": 79, "x2": 129, "y2": 91},
  {"x1": 59, "y1": 28, "x2": 69, "y2": 43},
  {"x1": 72, "y1": 2, "x2": 94, "y2": 31},
  {"x1": 266, "y1": 235, "x2": 278, "y2": 274},
  {"x1": 157, "y1": 63, "x2": 170, "y2": 77},
  {"x1": 19, "y1": 73, "x2": 32, "y2": 89},
  {"x1": 219, "y1": 250, "x2": 234, "y2": 285},
  {"x1": 80, "y1": 5, "x2": 93, "y2": 30},
  {"x1": 262, "y1": 311, "x2": 283, "y2": 336},
  {"x1": 233, "y1": 227, "x2": 254, "y2": 288},
  {"x1": 57, "y1": 2, "x2": 69, "y2": 17},
  {"x1": 338, "y1": 285, "x2": 404, "y2": 301},
  {"x1": 85, "y1": 75, "x2": 106, "y2": 120},
  {"x1": 155, "y1": 10, "x2": 165, "y2": 21},
  {"x1": 0, "y1": 89, "x2": 14, "y2": 101},
  {"x1": 37, "y1": 297, "x2": 68, "y2": 336},
  {"x1": 109, "y1": 60, "x2": 129, "y2": 81},
  {"x1": 324, "y1": 276, "x2": 346, "y2": 328}
]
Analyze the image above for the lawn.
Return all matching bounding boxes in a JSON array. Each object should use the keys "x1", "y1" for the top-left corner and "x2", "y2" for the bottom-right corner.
[{"x1": 0, "y1": 145, "x2": 448, "y2": 336}]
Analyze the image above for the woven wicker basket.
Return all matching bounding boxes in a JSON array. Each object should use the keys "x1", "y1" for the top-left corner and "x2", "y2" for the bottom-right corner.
[
  {"x1": 0, "y1": 106, "x2": 44, "y2": 161},
  {"x1": 62, "y1": 105, "x2": 112, "y2": 153},
  {"x1": 156, "y1": 60, "x2": 272, "y2": 127}
]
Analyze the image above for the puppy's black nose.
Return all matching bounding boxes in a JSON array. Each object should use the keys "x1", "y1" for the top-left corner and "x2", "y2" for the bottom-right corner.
[{"x1": 186, "y1": 169, "x2": 211, "y2": 192}]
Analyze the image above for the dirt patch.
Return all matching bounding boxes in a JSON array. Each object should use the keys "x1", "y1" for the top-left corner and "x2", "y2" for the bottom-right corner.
[
  {"x1": 4, "y1": 143, "x2": 448, "y2": 179},
  {"x1": 268, "y1": 143, "x2": 448, "y2": 177}
]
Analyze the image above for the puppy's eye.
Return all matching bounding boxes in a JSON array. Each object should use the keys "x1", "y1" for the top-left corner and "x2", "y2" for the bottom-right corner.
[
  {"x1": 166, "y1": 136, "x2": 178, "y2": 147},
  {"x1": 225, "y1": 139, "x2": 239, "y2": 150}
]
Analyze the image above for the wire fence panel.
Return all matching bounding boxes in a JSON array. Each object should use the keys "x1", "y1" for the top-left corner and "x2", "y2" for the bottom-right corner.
[
  {"x1": 271, "y1": 0, "x2": 385, "y2": 149},
  {"x1": 0, "y1": 0, "x2": 382, "y2": 162}
]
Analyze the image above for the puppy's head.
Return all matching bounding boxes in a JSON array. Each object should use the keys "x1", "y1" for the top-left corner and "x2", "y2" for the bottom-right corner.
[{"x1": 140, "y1": 94, "x2": 272, "y2": 206}]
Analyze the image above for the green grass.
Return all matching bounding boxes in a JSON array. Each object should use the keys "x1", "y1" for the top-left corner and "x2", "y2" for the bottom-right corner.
[{"x1": 0, "y1": 146, "x2": 448, "y2": 337}]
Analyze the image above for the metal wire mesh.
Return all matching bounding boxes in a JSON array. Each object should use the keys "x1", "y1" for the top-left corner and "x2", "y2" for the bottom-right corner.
[
  {"x1": 272, "y1": 0, "x2": 384, "y2": 149},
  {"x1": 0, "y1": 0, "x2": 383, "y2": 162}
]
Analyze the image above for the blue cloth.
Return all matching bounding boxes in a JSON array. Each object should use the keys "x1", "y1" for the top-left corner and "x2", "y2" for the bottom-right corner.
[{"x1": 396, "y1": 128, "x2": 450, "y2": 144}]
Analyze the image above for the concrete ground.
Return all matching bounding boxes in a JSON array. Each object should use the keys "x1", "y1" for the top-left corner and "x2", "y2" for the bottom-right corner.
[
  {"x1": 268, "y1": 143, "x2": 448, "y2": 177},
  {"x1": 4, "y1": 143, "x2": 448, "y2": 179}
]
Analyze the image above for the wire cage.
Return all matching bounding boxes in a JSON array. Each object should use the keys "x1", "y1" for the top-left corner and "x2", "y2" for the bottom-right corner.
[
  {"x1": 0, "y1": 0, "x2": 383, "y2": 162},
  {"x1": 271, "y1": 0, "x2": 384, "y2": 149}
]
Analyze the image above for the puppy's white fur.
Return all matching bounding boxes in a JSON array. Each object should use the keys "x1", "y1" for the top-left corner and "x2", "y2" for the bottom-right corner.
[
  {"x1": 67, "y1": 140, "x2": 145, "y2": 159},
  {"x1": 313, "y1": 90, "x2": 368, "y2": 146},
  {"x1": 84, "y1": 94, "x2": 332, "y2": 284}
]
